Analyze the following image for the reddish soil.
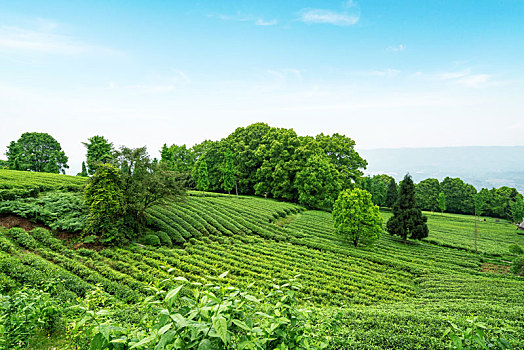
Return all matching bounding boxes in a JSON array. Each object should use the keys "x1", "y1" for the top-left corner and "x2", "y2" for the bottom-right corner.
[
  {"x1": 480, "y1": 262, "x2": 510, "y2": 274},
  {"x1": 0, "y1": 214, "x2": 48, "y2": 231},
  {"x1": 0, "y1": 214, "x2": 104, "y2": 251}
]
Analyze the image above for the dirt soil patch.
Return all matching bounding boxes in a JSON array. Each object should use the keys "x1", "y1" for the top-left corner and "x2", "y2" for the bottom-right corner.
[
  {"x1": 0, "y1": 214, "x2": 104, "y2": 251},
  {"x1": 0, "y1": 214, "x2": 48, "y2": 231},
  {"x1": 480, "y1": 262, "x2": 510, "y2": 274}
]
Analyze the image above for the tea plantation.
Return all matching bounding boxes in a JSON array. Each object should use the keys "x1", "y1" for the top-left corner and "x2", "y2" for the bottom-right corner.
[{"x1": 0, "y1": 170, "x2": 523, "y2": 349}]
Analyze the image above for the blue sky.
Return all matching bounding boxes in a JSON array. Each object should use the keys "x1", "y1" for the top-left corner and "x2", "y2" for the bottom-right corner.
[{"x1": 1, "y1": 1, "x2": 523, "y2": 173}]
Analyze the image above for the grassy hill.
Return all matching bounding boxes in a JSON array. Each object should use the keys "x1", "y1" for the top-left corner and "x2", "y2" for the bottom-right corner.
[{"x1": 0, "y1": 170, "x2": 523, "y2": 349}]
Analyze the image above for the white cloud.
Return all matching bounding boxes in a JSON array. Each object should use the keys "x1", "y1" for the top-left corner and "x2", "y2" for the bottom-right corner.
[
  {"x1": 387, "y1": 44, "x2": 405, "y2": 52},
  {"x1": 0, "y1": 24, "x2": 119, "y2": 56},
  {"x1": 299, "y1": 9, "x2": 359, "y2": 26},
  {"x1": 208, "y1": 13, "x2": 277, "y2": 26},
  {"x1": 414, "y1": 69, "x2": 501, "y2": 88},
  {"x1": 255, "y1": 18, "x2": 277, "y2": 26},
  {"x1": 456, "y1": 74, "x2": 492, "y2": 88},
  {"x1": 267, "y1": 69, "x2": 302, "y2": 81},
  {"x1": 299, "y1": 1, "x2": 360, "y2": 26}
]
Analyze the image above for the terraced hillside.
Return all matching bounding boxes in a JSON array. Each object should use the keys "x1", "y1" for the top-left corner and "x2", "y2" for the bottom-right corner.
[{"x1": 0, "y1": 170, "x2": 523, "y2": 349}]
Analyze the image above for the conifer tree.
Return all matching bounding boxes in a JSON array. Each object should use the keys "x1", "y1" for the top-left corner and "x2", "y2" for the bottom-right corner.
[
  {"x1": 385, "y1": 178, "x2": 398, "y2": 207},
  {"x1": 77, "y1": 161, "x2": 88, "y2": 177},
  {"x1": 222, "y1": 149, "x2": 235, "y2": 197},
  {"x1": 386, "y1": 174, "x2": 428, "y2": 244},
  {"x1": 196, "y1": 159, "x2": 209, "y2": 195}
]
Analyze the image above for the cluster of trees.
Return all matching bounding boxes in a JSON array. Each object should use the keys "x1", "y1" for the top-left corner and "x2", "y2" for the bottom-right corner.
[
  {"x1": 358, "y1": 174, "x2": 398, "y2": 207},
  {"x1": 414, "y1": 177, "x2": 523, "y2": 221},
  {"x1": 160, "y1": 123, "x2": 367, "y2": 209},
  {"x1": 333, "y1": 174, "x2": 428, "y2": 247},
  {"x1": 5, "y1": 132, "x2": 69, "y2": 174},
  {"x1": 360, "y1": 173, "x2": 524, "y2": 223},
  {"x1": 81, "y1": 137, "x2": 185, "y2": 243}
]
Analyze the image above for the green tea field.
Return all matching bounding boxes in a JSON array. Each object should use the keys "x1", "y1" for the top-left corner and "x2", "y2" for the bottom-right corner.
[{"x1": 0, "y1": 170, "x2": 523, "y2": 349}]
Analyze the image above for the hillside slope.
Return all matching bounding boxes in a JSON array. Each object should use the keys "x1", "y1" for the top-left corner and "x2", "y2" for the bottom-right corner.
[{"x1": 0, "y1": 170, "x2": 523, "y2": 349}]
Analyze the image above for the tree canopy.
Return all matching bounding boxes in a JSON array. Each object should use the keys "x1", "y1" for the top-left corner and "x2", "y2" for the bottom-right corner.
[
  {"x1": 181, "y1": 123, "x2": 366, "y2": 209},
  {"x1": 386, "y1": 174, "x2": 428, "y2": 243},
  {"x1": 332, "y1": 188, "x2": 383, "y2": 247},
  {"x1": 113, "y1": 146, "x2": 186, "y2": 235},
  {"x1": 6, "y1": 132, "x2": 68, "y2": 174},
  {"x1": 82, "y1": 135, "x2": 114, "y2": 175}
]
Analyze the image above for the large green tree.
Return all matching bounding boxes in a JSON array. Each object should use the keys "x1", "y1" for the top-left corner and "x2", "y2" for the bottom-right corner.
[
  {"x1": 440, "y1": 177, "x2": 476, "y2": 214},
  {"x1": 386, "y1": 174, "x2": 429, "y2": 243},
  {"x1": 82, "y1": 135, "x2": 114, "y2": 175},
  {"x1": 185, "y1": 123, "x2": 366, "y2": 208},
  {"x1": 332, "y1": 188, "x2": 383, "y2": 247},
  {"x1": 6, "y1": 132, "x2": 68, "y2": 173},
  {"x1": 84, "y1": 164, "x2": 124, "y2": 244},
  {"x1": 315, "y1": 133, "x2": 367, "y2": 188},
  {"x1": 415, "y1": 178, "x2": 440, "y2": 212},
  {"x1": 295, "y1": 154, "x2": 341, "y2": 209},
  {"x1": 113, "y1": 146, "x2": 185, "y2": 235}
]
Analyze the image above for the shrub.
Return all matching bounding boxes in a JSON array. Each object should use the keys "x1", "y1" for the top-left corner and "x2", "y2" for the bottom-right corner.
[
  {"x1": 442, "y1": 317, "x2": 514, "y2": 349},
  {"x1": 155, "y1": 231, "x2": 172, "y2": 247},
  {"x1": 509, "y1": 243, "x2": 523, "y2": 255},
  {"x1": 9, "y1": 227, "x2": 38, "y2": 250},
  {"x1": 72, "y1": 273, "x2": 328, "y2": 349},
  {"x1": 139, "y1": 234, "x2": 161, "y2": 247},
  {"x1": 511, "y1": 258, "x2": 524, "y2": 276},
  {"x1": 0, "y1": 289, "x2": 62, "y2": 349}
]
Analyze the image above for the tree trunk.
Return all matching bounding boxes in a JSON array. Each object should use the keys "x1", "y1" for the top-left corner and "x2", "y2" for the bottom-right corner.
[
  {"x1": 228, "y1": 190, "x2": 230, "y2": 198},
  {"x1": 235, "y1": 177, "x2": 239, "y2": 199}
]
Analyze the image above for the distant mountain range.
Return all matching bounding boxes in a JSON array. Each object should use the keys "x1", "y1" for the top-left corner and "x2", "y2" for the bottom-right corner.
[{"x1": 358, "y1": 146, "x2": 524, "y2": 194}]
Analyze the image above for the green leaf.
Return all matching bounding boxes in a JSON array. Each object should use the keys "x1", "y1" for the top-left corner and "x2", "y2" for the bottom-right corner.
[
  {"x1": 212, "y1": 315, "x2": 228, "y2": 345},
  {"x1": 198, "y1": 339, "x2": 213, "y2": 350},
  {"x1": 232, "y1": 319, "x2": 252, "y2": 332},
  {"x1": 244, "y1": 295, "x2": 259, "y2": 303},
  {"x1": 158, "y1": 322, "x2": 172, "y2": 335},
  {"x1": 165, "y1": 284, "x2": 184, "y2": 304},
  {"x1": 130, "y1": 336, "x2": 153, "y2": 349}
]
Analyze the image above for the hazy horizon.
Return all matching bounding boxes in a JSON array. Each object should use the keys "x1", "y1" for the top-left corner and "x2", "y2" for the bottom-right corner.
[{"x1": 1, "y1": 1, "x2": 523, "y2": 175}]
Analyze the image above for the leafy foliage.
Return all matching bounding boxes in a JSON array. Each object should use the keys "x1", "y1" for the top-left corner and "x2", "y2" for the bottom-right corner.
[
  {"x1": 416, "y1": 178, "x2": 440, "y2": 212},
  {"x1": 295, "y1": 154, "x2": 341, "y2": 209},
  {"x1": 385, "y1": 178, "x2": 398, "y2": 208},
  {"x1": 84, "y1": 164, "x2": 125, "y2": 243},
  {"x1": 387, "y1": 174, "x2": 429, "y2": 243},
  {"x1": 0, "y1": 192, "x2": 86, "y2": 232},
  {"x1": 332, "y1": 188, "x2": 383, "y2": 247},
  {"x1": 222, "y1": 149, "x2": 235, "y2": 196},
  {"x1": 6, "y1": 132, "x2": 68, "y2": 174},
  {"x1": 82, "y1": 135, "x2": 114, "y2": 175},
  {"x1": 0, "y1": 288, "x2": 62, "y2": 350},
  {"x1": 439, "y1": 192, "x2": 447, "y2": 214},
  {"x1": 442, "y1": 317, "x2": 514, "y2": 350},
  {"x1": 73, "y1": 273, "x2": 326, "y2": 350},
  {"x1": 196, "y1": 159, "x2": 210, "y2": 193},
  {"x1": 114, "y1": 146, "x2": 186, "y2": 235}
]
